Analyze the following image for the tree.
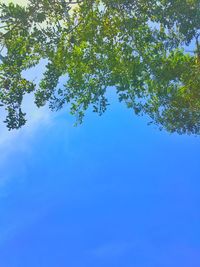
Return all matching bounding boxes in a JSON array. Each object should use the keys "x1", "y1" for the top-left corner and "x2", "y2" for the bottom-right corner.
[{"x1": 0, "y1": 0, "x2": 200, "y2": 134}]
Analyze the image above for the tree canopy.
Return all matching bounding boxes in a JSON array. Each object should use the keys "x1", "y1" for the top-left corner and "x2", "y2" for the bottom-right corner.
[{"x1": 0, "y1": 0, "x2": 200, "y2": 134}]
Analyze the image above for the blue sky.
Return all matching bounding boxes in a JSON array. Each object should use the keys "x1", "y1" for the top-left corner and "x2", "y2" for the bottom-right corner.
[
  {"x1": 0, "y1": 1, "x2": 200, "y2": 266},
  {"x1": 0, "y1": 87, "x2": 200, "y2": 267}
]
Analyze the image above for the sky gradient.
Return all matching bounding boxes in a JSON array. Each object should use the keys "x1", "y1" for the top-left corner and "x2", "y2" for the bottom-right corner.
[
  {"x1": 0, "y1": 1, "x2": 200, "y2": 266},
  {"x1": 0, "y1": 90, "x2": 200, "y2": 266}
]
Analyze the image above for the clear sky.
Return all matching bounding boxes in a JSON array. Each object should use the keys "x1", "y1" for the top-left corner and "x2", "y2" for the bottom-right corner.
[
  {"x1": 1, "y1": 82, "x2": 200, "y2": 267},
  {"x1": 0, "y1": 1, "x2": 200, "y2": 267}
]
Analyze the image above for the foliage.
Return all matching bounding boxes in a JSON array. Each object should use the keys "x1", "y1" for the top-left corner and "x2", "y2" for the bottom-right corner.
[{"x1": 0, "y1": 0, "x2": 200, "y2": 134}]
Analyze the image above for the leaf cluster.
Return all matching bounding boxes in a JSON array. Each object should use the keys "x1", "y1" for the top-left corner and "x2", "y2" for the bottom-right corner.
[{"x1": 0, "y1": 0, "x2": 199, "y2": 134}]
